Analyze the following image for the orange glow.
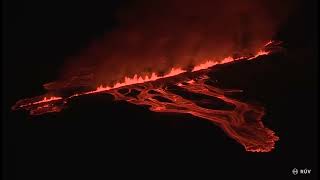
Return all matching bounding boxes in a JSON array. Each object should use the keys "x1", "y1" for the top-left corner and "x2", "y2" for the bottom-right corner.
[
  {"x1": 38, "y1": 96, "x2": 62, "y2": 103},
  {"x1": 12, "y1": 40, "x2": 282, "y2": 152},
  {"x1": 16, "y1": 96, "x2": 63, "y2": 110},
  {"x1": 25, "y1": 96, "x2": 62, "y2": 106},
  {"x1": 192, "y1": 56, "x2": 235, "y2": 72},
  {"x1": 107, "y1": 76, "x2": 279, "y2": 152},
  {"x1": 264, "y1": 40, "x2": 273, "y2": 47},
  {"x1": 94, "y1": 47, "x2": 270, "y2": 93},
  {"x1": 15, "y1": 41, "x2": 276, "y2": 108},
  {"x1": 18, "y1": 41, "x2": 274, "y2": 106},
  {"x1": 90, "y1": 68, "x2": 186, "y2": 93},
  {"x1": 192, "y1": 48, "x2": 270, "y2": 72},
  {"x1": 248, "y1": 50, "x2": 269, "y2": 60}
]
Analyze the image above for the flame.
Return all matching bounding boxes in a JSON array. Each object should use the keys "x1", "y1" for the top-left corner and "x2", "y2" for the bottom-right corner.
[
  {"x1": 192, "y1": 48, "x2": 270, "y2": 72},
  {"x1": 91, "y1": 42, "x2": 271, "y2": 93},
  {"x1": 12, "y1": 40, "x2": 283, "y2": 152},
  {"x1": 264, "y1": 40, "x2": 274, "y2": 47},
  {"x1": 192, "y1": 56, "x2": 235, "y2": 72},
  {"x1": 18, "y1": 96, "x2": 62, "y2": 108},
  {"x1": 39, "y1": 96, "x2": 62, "y2": 102},
  {"x1": 94, "y1": 49, "x2": 269, "y2": 93},
  {"x1": 248, "y1": 50, "x2": 269, "y2": 60},
  {"x1": 17, "y1": 41, "x2": 274, "y2": 105},
  {"x1": 91, "y1": 68, "x2": 186, "y2": 93}
]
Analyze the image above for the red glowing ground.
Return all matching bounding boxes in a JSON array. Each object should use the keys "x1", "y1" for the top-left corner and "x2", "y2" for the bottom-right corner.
[{"x1": 12, "y1": 41, "x2": 282, "y2": 152}]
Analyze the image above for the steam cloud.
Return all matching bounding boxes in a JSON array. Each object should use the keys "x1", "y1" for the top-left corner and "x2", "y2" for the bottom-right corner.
[{"x1": 45, "y1": 0, "x2": 293, "y2": 91}]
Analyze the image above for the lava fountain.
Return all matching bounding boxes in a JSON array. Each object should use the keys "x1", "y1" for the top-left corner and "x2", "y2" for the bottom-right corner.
[{"x1": 12, "y1": 41, "x2": 283, "y2": 152}]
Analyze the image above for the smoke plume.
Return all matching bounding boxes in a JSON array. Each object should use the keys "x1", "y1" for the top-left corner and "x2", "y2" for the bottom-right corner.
[{"x1": 45, "y1": 0, "x2": 293, "y2": 91}]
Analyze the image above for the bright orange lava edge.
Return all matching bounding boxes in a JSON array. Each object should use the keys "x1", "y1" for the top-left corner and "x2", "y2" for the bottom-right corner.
[{"x1": 32, "y1": 41, "x2": 272, "y2": 104}]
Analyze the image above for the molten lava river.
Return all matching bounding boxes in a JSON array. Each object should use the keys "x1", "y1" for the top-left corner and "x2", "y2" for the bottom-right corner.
[{"x1": 12, "y1": 41, "x2": 283, "y2": 152}]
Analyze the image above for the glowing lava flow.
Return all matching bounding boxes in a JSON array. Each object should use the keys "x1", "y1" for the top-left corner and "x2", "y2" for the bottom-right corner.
[
  {"x1": 12, "y1": 40, "x2": 282, "y2": 152},
  {"x1": 108, "y1": 75, "x2": 278, "y2": 152}
]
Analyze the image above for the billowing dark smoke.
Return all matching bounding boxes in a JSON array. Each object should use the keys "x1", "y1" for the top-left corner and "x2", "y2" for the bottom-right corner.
[{"x1": 45, "y1": 0, "x2": 293, "y2": 91}]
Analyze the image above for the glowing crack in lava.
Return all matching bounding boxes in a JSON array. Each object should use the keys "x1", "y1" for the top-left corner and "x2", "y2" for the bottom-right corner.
[{"x1": 12, "y1": 41, "x2": 282, "y2": 152}]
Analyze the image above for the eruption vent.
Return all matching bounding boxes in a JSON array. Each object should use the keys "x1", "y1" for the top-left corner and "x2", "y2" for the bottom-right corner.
[{"x1": 12, "y1": 41, "x2": 283, "y2": 152}]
